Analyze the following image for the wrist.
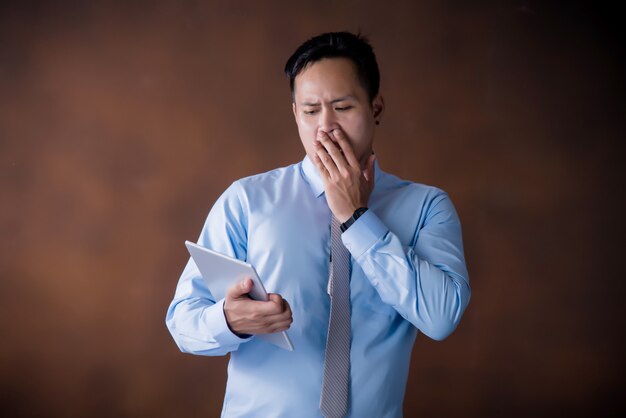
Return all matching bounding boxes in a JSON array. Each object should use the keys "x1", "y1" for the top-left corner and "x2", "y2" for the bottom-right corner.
[
  {"x1": 340, "y1": 207, "x2": 368, "y2": 232},
  {"x1": 223, "y1": 302, "x2": 251, "y2": 338},
  {"x1": 337, "y1": 212, "x2": 353, "y2": 223}
]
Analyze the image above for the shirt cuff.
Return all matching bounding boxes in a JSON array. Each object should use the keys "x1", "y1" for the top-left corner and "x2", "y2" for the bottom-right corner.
[
  {"x1": 206, "y1": 298, "x2": 253, "y2": 346},
  {"x1": 341, "y1": 209, "x2": 388, "y2": 258}
]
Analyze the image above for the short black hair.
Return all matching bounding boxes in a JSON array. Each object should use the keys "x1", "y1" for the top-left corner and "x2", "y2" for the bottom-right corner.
[{"x1": 284, "y1": 31, "x2": 380, "y2": 102}]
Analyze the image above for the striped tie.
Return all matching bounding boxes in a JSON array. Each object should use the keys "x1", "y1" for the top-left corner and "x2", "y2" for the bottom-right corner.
[{"x1": 320, "y1": 215, "x2": 351, "y2": 418}]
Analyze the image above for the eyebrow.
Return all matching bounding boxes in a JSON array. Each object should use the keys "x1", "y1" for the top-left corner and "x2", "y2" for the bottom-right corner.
[{"x1": 300, "y1": 95, "x2": 356, "y2": 106}]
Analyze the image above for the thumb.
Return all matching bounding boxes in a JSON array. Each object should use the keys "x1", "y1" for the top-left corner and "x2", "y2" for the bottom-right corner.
[
  {"x1": 226, "y1": 277, "x2": 253, "y2": 300},
  {"x1": 363, "y1": 153, "x2": 376, "y2": 183}
]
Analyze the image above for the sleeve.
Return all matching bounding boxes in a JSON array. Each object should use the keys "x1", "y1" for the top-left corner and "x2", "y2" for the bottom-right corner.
[
  {"x1": 165, "y1": 181, "x2": 253, "y2": 356},
  {"x1": 342, "y1": 190, "x2": 471, "y2": 341}
]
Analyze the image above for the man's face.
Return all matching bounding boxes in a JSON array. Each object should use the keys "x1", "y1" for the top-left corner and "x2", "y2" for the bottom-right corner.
[{"x1": 292, "y1": 58, "x2": 383, "y2": 168}]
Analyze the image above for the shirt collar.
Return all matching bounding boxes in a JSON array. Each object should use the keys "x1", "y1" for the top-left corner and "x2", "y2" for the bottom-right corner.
[
  {"x1": 301, "y1": 155, "x2": 325, "y2": 197},
  {"x1": 300, "y1": 154, "x2": 382, "y2": 198}
]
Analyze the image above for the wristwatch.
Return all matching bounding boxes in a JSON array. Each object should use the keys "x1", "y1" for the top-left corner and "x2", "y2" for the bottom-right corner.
[{"x1": 340, "y1": 207, "x2": 368, "y2": 232}]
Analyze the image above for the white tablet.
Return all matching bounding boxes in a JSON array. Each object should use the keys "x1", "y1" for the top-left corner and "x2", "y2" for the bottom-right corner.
[{"x1": 185, "y1": 241, "x2": 294, "y2": 351}]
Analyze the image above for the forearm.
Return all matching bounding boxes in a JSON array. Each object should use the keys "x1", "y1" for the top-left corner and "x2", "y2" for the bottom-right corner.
[
  {"x1": 166, "y1": 181, "x2": 252, "y2": 355},
  {"x1": 359, "y1": 233, "x2": 470, "y2": 340},
  {"x1": 343, "y1": 209, "x2": 471, "y2": 340},
  {"x1": 166, "y1": 296, "x2": 252, "y2": 356},
  {"x1": 165, "y1": 261, "x2": 251, "y2": 356}
]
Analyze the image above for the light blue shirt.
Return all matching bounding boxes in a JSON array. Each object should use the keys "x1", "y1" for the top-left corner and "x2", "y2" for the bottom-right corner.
[{"x1": 166, "y1": 156, "x2": 470, "y2": 417}]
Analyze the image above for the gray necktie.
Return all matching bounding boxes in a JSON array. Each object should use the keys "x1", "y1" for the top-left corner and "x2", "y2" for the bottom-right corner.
[{"x1": 320, "y1": 216, "x2": 351, "y2": 418}]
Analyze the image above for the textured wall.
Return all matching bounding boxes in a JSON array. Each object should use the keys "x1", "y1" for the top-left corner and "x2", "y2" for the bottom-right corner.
[{"x1": 1, "y1": 1, "x2": 624, "y2": 417}]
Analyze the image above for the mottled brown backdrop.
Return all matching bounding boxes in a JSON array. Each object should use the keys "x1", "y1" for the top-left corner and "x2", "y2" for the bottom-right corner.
[{"x1": 1, "y1": 1, "x2": 624, "y2": 417}]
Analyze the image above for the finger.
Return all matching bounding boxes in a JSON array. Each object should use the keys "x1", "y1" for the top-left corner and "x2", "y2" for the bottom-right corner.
[
  {"x1": 263, "y1": 295, "x2": 291, "y2": 318},
  {"x1": 332, "y1": 129, "x2": 359, "y2": 168},
  {"x1": 268, "y1": 293, "x2": 285, "y2": 310},
  {"x1": 314, "y1": 140, "x2": 338, "y2": 179},
  {"x1": 226, "y1": 277, "x2": 253, "y2": 300},
  {"x1": 263, "y1": 307, "x2": 292, "y2": 324},
  {"x1": 242, "y1": 298, "x2": 285, "y2": 317},
  {"x1": 254, "y1": 320, "x2": 292, "y2": 335},
  {"x1": 314, "y1": 133, "x2": 340, "y2": 177},
  {"x1": 318, "y1": 131, "x2": 350, "y2": 175},
  {"x1": 267, "y1": 318, "x2": 293, "y2": 333},
  {"x1": 311, "y1": 153, "x2": 330, "y2": 180},
  {"x1": 282, "y1": 298, "x2": 292, "y2": 317},
  {"x1": 262, "y1": 308, "x2": 293, "y2": 330},
  {"x1": 363, "y1": 153, "x2": 376, "y2": 184}
]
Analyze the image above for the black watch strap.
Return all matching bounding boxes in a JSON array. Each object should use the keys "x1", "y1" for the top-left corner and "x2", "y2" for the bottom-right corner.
[{"x1": 340, "y1": 207, "x2": 368, "y2": 232}]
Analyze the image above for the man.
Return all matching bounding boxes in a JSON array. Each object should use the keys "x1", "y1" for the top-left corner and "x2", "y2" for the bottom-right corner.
[{"x1": 166, "y1": 32, "x2": 470, "y2": 417}]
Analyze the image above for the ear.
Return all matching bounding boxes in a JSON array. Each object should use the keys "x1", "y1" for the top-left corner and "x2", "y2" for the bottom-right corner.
[
  {"x1": 372, "y1": 94, "x2": 385, "y2": 121},
  {"x1": 292, "y1": 102, "x2": 297, "y2": 120}
]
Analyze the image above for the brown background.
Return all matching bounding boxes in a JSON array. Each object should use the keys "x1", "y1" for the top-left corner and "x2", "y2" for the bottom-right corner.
[{"x1": 1, "y1": 1, "x2": 624, "y2": 417}]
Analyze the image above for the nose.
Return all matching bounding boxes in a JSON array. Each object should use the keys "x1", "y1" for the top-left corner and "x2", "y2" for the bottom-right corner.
[{"x1": 318, "y1": 108, "x2": 339, "y2": 135}]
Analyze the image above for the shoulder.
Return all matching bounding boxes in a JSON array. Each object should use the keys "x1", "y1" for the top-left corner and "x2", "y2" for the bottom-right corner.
[
  {"x1": 235, "y1": 161, "x2": 300, "y2": 188},
  {"x1": 238, "y1": 162, "x2": 298, "y2": 184},
  {"x1": 209, "y1": 162, "x2": 301, "y2": 221},
  {"x1": 229, "y1": 161, "x2": 302, "y2": 203},
  {"x1": 376, "y1": 169, "x2": 463, "y2": 241},
  {"x1": 377, "y1": 169, "x2": 449, "y2": 205}
]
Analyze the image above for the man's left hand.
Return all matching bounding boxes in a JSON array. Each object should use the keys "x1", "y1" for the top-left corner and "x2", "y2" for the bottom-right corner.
[{"x1": 312, "y1": 128, "x2": 376, "y2": 222}]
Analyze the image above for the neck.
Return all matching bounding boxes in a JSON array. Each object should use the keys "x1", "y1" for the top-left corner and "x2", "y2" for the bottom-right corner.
[{"x1": 358, "y1": 149, "x2": 374, "y2": 169}]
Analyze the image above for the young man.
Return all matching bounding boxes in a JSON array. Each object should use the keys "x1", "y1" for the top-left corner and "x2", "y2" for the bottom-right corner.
[{"x1": 166, "y1": 32, "x2": 470, "y2": 417}]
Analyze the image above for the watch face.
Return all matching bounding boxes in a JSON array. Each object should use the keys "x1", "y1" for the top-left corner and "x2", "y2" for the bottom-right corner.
[
  {"x1": 341, "y1": 208, "x2": 368, "y2": 233},
  {"x1": 356, "y1": 207, "x2": 368, "y2": 217}
]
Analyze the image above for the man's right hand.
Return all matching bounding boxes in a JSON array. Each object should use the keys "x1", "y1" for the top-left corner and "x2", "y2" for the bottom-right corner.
[{"x1": 223, "y1": 278, "x2": 293, "y2": 336}]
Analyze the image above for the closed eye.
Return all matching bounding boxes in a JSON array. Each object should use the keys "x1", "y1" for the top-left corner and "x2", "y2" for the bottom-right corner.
[
  {"x1": 335, "y1": 106, "x2": 353, "y2": 111},
  {"x1": 303, "y1": 109, "x2": 318, "y2": 115}
]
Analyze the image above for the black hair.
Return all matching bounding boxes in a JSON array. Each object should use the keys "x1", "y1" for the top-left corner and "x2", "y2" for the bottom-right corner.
[{"x1": 284, "y1": 31, "x2": 380, "y2": 102}]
